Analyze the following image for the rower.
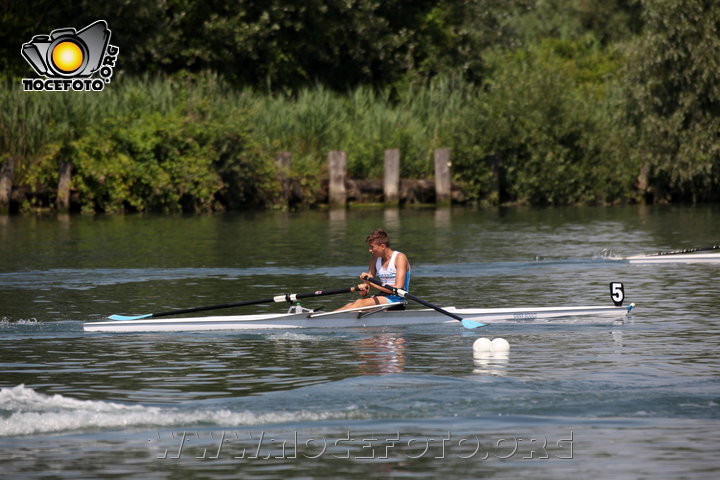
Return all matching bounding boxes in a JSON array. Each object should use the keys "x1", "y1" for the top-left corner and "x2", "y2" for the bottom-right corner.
[{"x1": 335, "y1": 229, "x2": 410, "y2": 311}]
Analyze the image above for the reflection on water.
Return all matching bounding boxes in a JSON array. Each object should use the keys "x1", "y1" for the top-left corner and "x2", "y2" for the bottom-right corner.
[
  {"x1": 354, "y1": 333, "x2": 406, "y2": 375},
  {"x1": 56, "y1": 213, "x2": 71, "y2": 231},
  {"x1": 472, "y1": 351, "x2": 509, "y2": 377},
  {"x1": 383, "y1": 208, "x2": 401, "y2": 231},
  {"x1": 434, "y1": 207, "x2": 451, "y2": 230},
  {"x1": 610, "y1": 329, "x2": 625, "y2": 350},
  {"x1": 328, "y1": 208, "x2": 346, "y2": 224}
]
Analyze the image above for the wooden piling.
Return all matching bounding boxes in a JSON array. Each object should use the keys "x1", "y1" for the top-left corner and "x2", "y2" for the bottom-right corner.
[
  {"x1": 56, "y1": 160, "x2": 73, "y2": 212},
  {"x1": 434, "y1": 148, "x2": 451, "y2": 206},
  {"x1": 328, "y1": 150, "x2": 347, "y2": 208},
  {"x1": 383, "y1": 149, "x2": 400, "y2": 206},
  {"x1": 488, "y1": 154, "x2": 501, "y2": 205},
  {"x1": 0, "y1": 157, "x2": 15, "y2": 214}
]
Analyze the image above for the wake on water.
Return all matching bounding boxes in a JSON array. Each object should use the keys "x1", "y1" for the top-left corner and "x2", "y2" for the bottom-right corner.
[{"x1": 0, "y1": 385, "x2": 355, "y2": 437}]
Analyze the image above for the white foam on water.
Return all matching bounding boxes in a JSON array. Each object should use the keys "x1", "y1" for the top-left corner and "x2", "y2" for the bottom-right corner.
[
  {"x1": 0, "y1": 317, "x2": 38, "y2": 325},
  {"x1": 0, "y1": 385, "x2": 352, "y2": 436}
]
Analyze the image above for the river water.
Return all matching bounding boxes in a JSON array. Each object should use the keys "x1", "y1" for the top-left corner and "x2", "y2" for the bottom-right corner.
[{"x1": 1, "y1": 206, "x2": 719, "y2": 479}]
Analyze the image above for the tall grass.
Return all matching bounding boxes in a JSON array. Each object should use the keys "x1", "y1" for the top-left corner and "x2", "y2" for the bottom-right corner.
[
  {"x1": 238, "y1": 79, "x2": 474, "y2": 179},
  {"x1": 0, "y1": 75, "x2": 178, "y2": 169},
  {"x1": 1, "y1": 73, "x2": 472, "y2": 178}
]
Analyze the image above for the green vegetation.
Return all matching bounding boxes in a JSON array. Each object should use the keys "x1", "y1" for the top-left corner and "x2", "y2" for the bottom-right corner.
[
  {"x1": 623, "y1": 0, "x2": 720, "y2": 203},
  {"x1": 1, "y1": 0, "x2": 718, "y2": 213}
]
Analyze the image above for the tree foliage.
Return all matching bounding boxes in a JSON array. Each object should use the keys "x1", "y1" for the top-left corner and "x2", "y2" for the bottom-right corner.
[
  {"x1": 5, "y1": 0, "x2": 476, "y2": 90},
  {"x1": 449, "y1": 36, "x2": 634, "y2": 205},
  {"x1": 624, "y1": 0, "x2": 720, "y2": 202},
  {"x1": 1, "y1": 0, "x2": 718, "y2": 210}
]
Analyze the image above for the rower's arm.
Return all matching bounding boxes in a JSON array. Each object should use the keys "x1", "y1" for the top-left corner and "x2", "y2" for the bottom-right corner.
[{"x1": 391, "y1": 253, "x2": 409, "y2": 291}]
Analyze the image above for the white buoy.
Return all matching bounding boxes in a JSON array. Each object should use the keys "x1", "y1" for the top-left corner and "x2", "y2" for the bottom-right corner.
[
  {"x1": 472, "y1": 337, "x2": 492, "y2": 352},
  {"x1": 491, "y1": 337, "x2": 510, "y2": 352}
]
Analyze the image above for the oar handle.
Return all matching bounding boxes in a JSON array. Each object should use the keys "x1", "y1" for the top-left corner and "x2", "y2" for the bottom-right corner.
[
  {"x1": 293, "y1": 287, "x2": 358, "y2": 301},
  {"x1": 361, "y1": 275, "x2": 464, "y2": 321},
  {"x1": 360, "y1": 274, "x2": 398, "y2": 295}
]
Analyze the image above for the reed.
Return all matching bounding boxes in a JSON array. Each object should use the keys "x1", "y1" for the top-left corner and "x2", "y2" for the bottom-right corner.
[
  {"x1": 241, "y1": 79, "x2": 473, "y2": 179},
  {"x1": 1, "y1": 73, "x2": 478, "y2": 185}
]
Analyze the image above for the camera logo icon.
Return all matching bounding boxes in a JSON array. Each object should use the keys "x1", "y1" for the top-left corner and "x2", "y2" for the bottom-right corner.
[{"x1": 21, "y1": 20, "x2": 119, "y2": 92}]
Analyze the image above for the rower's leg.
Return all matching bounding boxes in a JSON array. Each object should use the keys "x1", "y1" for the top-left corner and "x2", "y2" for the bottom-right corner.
[{"x1": 334, "y1": 296, "x2": 387, "y2": 311}]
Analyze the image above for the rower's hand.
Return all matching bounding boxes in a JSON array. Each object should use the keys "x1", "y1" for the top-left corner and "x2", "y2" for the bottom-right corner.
[{"x1": 357, "y1": 283, "x2": 370, "y2": 297}]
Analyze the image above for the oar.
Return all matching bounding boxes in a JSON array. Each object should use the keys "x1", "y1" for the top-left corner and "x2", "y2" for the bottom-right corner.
[
  {"x1": 361, "y1": 275, "x2": 485, "y2": 329},
  {"x1": 108, "y1": 286, "x2": 358, "y2": 321},
  {"x1": 646, "y1": 244, "x2": 719, "y2": 256}
]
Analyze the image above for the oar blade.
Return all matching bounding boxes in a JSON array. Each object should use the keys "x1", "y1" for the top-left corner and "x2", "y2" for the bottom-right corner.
[
  {"x1": 461, "y1": 318, "x2": 486, "y2": 329},
  {"x1": 108, "y1": 313, "x2": 152, "y2": 321}
]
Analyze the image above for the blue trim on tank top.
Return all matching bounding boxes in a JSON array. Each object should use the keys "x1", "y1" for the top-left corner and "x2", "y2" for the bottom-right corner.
[{"x1": 381, "y1": 269, "x2": 410, "y2": 303}]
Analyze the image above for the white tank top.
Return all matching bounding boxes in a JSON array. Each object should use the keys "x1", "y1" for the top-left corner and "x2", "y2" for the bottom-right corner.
[{"x1": 375, "y1": 251, "x2": 410, "y2": 289}]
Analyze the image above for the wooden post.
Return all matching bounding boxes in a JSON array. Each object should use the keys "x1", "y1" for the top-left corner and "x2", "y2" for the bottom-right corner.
[
  {"x1": 488, "y1": 154, "x2": 501, "y2": 205},
  {"x1": 0, "y1": 157, "x2": 15, "y2": 214},
  {"x1": 56, "y1": 160, "x2": 73, "y2": 212},
  {"x1": 328, "y1": 150, "x2": 347, "y2": 208},
  {"x1": 275, "y1": 151, "x2": 291, "y2": 207},
  {"x1": 434, "y1": 148, "x2": 451, "y2": 206},
  {"x1": 384, "y1": 149, "x2": 400, "y2": 206}
]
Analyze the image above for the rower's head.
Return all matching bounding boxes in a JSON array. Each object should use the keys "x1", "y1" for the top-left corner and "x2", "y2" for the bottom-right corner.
[{"x1": 366, "y1": 229, "x2": 390, "y2": 255}]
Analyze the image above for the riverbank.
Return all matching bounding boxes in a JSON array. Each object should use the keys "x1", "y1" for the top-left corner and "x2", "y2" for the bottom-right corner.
[{"x1": 1, "y1": 70, "x2": 717, "y2": 215}]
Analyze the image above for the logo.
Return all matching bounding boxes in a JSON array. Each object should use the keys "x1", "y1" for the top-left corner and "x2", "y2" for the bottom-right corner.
[{"x1": 21, "y1": 20, "x2": 119, "y2": 92}]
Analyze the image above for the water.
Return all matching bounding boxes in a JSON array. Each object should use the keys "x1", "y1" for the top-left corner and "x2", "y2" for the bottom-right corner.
[{"x1": 1, "y1": 206, "x2": 719, "y2": 478}]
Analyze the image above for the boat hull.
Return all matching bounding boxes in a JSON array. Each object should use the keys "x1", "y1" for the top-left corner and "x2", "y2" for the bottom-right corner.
[
  {"x1": 625, "y1": 253, "x2": 720, "y2": 264},
  {"x1": 83, "y1": 305, "x2": 634, "y2": 333}
]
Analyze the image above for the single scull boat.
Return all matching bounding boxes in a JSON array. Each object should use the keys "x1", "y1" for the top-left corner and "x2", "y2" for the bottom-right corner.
[
  {"x1": 84, "y1": 301, "x2": 634, "y2": 333},
  {"x1": 622, "y1": 252, "x2": 720, "y2": 264},
  {"x1": 603, "y1": 244, "x2": 720, "y2": 264}
]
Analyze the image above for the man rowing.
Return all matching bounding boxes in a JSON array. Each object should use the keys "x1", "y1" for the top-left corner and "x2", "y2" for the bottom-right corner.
[{"x1": 336, "y1": 229, "x2": 411, "y2": 311}]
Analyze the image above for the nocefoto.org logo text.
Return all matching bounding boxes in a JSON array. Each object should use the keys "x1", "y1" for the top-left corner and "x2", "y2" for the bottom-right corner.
[{"x1": 21, "y1": 20, "x2": 119, "y2": 92}]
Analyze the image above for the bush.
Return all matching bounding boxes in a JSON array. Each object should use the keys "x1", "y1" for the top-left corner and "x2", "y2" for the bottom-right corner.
[
  {"x1": 69, "y1": 108, "x2": 277, "y2": 213},
  {"x1": 447, "y1": 37, "x2": 637, "y2": 205}
]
